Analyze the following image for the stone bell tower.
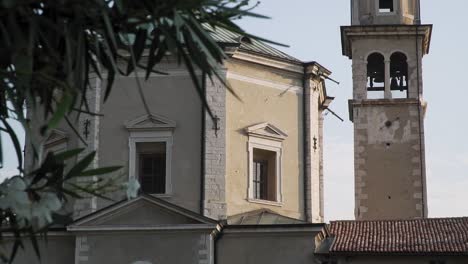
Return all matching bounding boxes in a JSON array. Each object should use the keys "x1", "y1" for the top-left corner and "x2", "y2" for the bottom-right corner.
[{"x1": 341, "y1": 0, "x2": 433, "y2": 220}]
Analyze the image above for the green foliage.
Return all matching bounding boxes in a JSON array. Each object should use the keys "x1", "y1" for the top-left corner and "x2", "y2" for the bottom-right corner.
[
  {"x1": 0, "y1": 0, "x2": 267, "y2": 134},
  {"x1": 0, "y1": 149, "x2": 123, "y2": 262},
  {"x1": 0, "y1": 0, "x2": 270, "y2": 262}
]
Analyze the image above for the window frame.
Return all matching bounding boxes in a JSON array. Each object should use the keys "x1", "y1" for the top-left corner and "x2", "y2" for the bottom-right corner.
[
  {"x1": 247, "y1": 136, "x2": 283, "y2": 206},
  {"x1": 128, "y1": 130, "x2": 173, "y2": 197}
]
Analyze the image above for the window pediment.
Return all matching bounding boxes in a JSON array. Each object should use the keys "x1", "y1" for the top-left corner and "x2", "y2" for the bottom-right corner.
[
  {"x1": 44, "y1": 129, "x2": 68, "y2": 148},
  {"x1": 125, "y1": 114, "x2": 176, "y2": 131},
  {"x1": 245, "y1": 123, "x2": 287, "y2": 141}
]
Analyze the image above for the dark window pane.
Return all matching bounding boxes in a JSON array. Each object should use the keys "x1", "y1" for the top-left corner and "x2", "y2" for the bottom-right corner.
[
  {"x1": 379, "y1": 0, "x2": 394, "y2": 12},
  {"x1": 139, "y1": 153, "x2": 166, "y2": 194},
  {"x1": 253, "y1": 159, "x2": 268, "y2": 200},
  {"x1": 153, "y1": 154, "x2": 166, "y2": 194},
  {"x1": 142, "y1": 157, "x2": 153, "y2": 174}
]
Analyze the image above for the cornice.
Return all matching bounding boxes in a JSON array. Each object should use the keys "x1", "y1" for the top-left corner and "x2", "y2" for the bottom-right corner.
[
  {"x1": 231, "y1": 51, "x2": 304, "y2": 74},
  {"x1": 341, "y1": 24, "x2": 433, "y2": 58},
  {"x1": 226, "y1": 72, "x2": 303, "y2": 94}
]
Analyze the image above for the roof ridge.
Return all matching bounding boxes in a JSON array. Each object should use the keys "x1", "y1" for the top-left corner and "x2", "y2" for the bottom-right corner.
[{"x1": 330, "y1": 217, "x2": 468, "y2": 223}]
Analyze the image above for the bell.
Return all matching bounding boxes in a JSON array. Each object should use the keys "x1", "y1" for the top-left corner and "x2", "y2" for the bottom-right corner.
[
  {"x1": 391, "y1": 77, "x2": 399, "y2": 91},
  {"x1": 373, "y1": 72, "x2": 384, "y2": 83},
  {"x1": 399, "y1": 76, "x2": 405, "y2": 91}
]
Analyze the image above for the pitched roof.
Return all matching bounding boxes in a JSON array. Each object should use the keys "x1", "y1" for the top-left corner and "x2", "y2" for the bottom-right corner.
[
  {"x1": 323, "y1": 218, "x2": 468, "y2": 256},
  {"x1": 205, "y1": 25, "x2": 301, "y2": 64},
  {"x1": 227, "y1": 209, "x2": 305, "y2": 225}
]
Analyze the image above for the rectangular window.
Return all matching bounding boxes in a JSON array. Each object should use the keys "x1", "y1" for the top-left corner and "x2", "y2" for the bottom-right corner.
[
  {"x1": 379, "y1": 0, "x2": 394, "y2": 13},
  {"x1": 137, "y1": 142, "x2": 166, "y2": 194},
  {"x1": 252, "y1": 148, "x2": 277, "y2": 202}
]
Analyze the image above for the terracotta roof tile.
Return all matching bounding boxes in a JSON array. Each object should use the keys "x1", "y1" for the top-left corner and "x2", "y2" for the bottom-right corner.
[{"x1": 328, "y1": 218, "x2": 468, "y2": 255}]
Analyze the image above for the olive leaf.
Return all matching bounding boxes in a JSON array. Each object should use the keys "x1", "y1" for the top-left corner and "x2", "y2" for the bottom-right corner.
[{"x1": 0, "y1": 0, "x2": 276, "y2": 262}]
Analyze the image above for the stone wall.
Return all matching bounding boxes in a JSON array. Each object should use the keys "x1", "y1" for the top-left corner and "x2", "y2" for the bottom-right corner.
[
  {"x1": 349, "y1": 29, "x2": 428, "y2": 220},
  {"x1": 80, "y1": 232, "x2": 207, "y2": 264},
  {"x1": 304, "y1": 78, "x2": 324, "y2": 223},
  {"x1": 217, "y1": 227, "x2": 321, "y2": 264},
  {"x1": 352, "y1": 100, "x2": 426, "y2": 220},
  {"x1": 203, "y1": 73, "x2": 227, "y2": 220},
  {"x1": 73, "y1": 77, "x2": 102, "y2": 219},
  {"x1": 10, "y1": 234, "x2": 75, "y2": 264}
]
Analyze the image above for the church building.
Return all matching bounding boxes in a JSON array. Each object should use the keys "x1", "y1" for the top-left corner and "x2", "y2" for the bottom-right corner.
[
  {"x1": 16, "y1": 1, "x2": 468, "y2": 264},
  {"x1": 21, "y1": 18, "x2": 334, "y2": 264}
]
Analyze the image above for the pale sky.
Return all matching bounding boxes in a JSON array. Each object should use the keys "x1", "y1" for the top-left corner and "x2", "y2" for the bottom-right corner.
[
  {"x1": 1, "y1": 1, "x2": 467, "y2": 221},
  {"x1": 238, "y1": 0, "x2": 468, "y2": 220}
]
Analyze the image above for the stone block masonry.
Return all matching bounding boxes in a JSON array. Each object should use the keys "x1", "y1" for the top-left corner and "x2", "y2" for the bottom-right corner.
[
  {"x1": 203, "y1": 73, "x2": 227, "y2": 220},
  {"x1": 304, "y1": 79, "x2": 325, "y2": 223},
  {"x1": 73, "y1": 77, "x2": 101, "y2": 219},
  {"x1": 352, "y1": 101, "x2": 426, "y2": 220}
]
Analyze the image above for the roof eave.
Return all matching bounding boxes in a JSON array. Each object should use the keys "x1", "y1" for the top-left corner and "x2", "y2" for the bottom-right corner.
[
  {"x1": 231, "y1": 50, "x2": 304, "y2": 74},
  {"x1": 303, "y1": 61, "x2": 332, "y2": 77}
]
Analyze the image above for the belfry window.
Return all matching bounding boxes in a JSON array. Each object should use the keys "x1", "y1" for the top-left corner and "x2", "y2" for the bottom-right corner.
[
  {"x1": 379, "y1": 0, "x2": 394, "y2": 13},
  {"x1": 390, "y1": 52, "x2": 408, "y2": 98},
  {"x1": 367, "y1": 53, "x2": 385, "y2": 99}
]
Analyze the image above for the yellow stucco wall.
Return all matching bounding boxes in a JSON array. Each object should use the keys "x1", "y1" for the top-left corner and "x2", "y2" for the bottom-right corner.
[{"x1": 225, "y1": 60, "x2": 305, "y2": 219}]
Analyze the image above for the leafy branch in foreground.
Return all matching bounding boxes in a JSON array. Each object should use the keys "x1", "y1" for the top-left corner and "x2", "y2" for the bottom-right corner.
[
  {"x1": 0, "y1": 0, "x2": 271, "y2": 262},
  {"x1": 0, "y1": 148, "x2": 134, "y2": 262}
]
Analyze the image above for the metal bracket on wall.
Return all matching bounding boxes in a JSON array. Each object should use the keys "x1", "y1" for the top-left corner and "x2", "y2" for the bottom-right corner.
[
  {"x1": 212, "y1": 116, "x2": 220, "y2": 137},
  {"x1": 313, "y1": 136, "x2": 318, "y2": 152},
  {"x1": 83, "y1": 119, "x2": 91, "y2": 140}
]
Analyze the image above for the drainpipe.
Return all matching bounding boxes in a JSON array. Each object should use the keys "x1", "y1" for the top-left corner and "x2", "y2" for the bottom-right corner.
[
  {"x1": 201, "y1": 72, "x2": 207, "y2": 215},
  {"x1": 213, "y1": 223, "x2": 224, "y2": 264}
]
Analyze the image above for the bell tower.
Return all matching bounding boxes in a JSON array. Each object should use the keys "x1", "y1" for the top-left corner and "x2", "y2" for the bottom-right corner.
[{"x1": 341, "y1": 0, "x2": 433, "y2": 220}]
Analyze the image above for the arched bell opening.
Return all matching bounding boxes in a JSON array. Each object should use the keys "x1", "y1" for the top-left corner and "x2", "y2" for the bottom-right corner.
[
  {"x1": 390, "y1": 52, "x2": 408, "y2": 98},
  {"x1": 367, "y1": 52, "x2": 385, "y2": 99}
]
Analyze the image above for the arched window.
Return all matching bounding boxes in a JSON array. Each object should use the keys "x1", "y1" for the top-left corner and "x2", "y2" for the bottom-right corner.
[
  {"x1": 367, "y1": 53, "x2": 385, "y2": 99},
  {"x1": 390, "y1": 52, "x2": 408, "y2": 98}
]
